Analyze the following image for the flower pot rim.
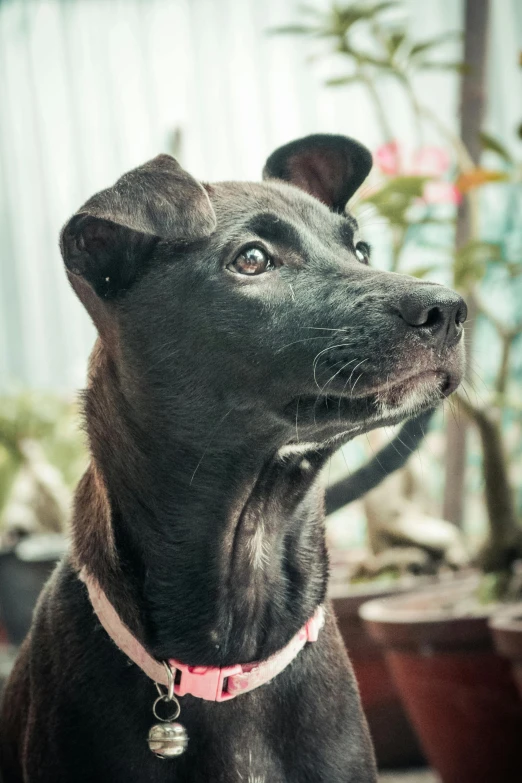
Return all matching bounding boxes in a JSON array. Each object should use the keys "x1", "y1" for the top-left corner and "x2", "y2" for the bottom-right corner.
[
  {"x1": 328, "y1": 574, "x2": 430, "y2": 601},
  {"x1": 489, "y1": 602, "x2": 522, "y2": 632},
  {"x1": 359, "y1": 574, "x2": 486, "y2": 625}
]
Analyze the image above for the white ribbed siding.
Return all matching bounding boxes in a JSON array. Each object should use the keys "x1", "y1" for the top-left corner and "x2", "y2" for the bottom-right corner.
[{"x1": 0, "y1": 0, "x2": 520, "y2": 390}]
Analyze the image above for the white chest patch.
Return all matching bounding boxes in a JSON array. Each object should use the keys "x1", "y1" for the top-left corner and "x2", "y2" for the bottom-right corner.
[
  {"x1": 234, "y1": 750, "x2": 267, "y2": 782},
  {"x1": 248, "y1": 521, "x2": 270, "y2": 571},
  {"x1": 377, "y1": 380, "x2": 435, "y2": 419},
  {"x1": 277, "y1": 442, "x2": 320, "y2": 459}
]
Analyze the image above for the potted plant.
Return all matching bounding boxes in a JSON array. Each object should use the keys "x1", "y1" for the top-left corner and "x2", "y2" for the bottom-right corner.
[
  {"x1": 274, "y1": 0, "x2": 475, "y2": 769},
  {"x1": 489, "y1": 601, "x2": 522, "y2": 700},
  {"x1": 360, "y1": 575, "x2": 522, "y2": 783},
  {"x1": 0, "y1": 392, "x2": 86, "y2": 644},
  {"x1": 358, "y1": 58, "x2": 522, "y2": 783},
  {"x1": 326, "y1": 407, "x2": 469, "y2": 768},
  {"x1": 277, "y1": 1, "x2": 522, "y2": 778}
]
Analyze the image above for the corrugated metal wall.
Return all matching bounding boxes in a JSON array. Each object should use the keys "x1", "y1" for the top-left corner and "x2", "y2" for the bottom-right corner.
[{"x1": 1, "y1": 0, "x2": 521, "y2": 390}]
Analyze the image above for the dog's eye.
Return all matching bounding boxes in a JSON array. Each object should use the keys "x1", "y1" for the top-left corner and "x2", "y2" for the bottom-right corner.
[
  {"x1": 229, "y1": 246, "x2": 273, "y2": 275},
  {"x1": 355, "y1": 241, "x2": 371, "y2": 265}
]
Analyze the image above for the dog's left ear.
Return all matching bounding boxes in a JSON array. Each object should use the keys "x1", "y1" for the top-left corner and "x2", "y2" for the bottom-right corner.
[
  {"x1": 263, "y1": 134, "x2": 372, "y2": 213},
  {"x1": 61, "y1": 154, "x2": 216, "y2": 301}
]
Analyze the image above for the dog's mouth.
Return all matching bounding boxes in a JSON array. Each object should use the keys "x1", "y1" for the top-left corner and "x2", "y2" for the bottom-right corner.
[
  {"x1": 370, "y1": 368, "x2": 458, "y2": 406},
  {"x1": 285, "y1": 366, "x2": 460, "y2": 436}
]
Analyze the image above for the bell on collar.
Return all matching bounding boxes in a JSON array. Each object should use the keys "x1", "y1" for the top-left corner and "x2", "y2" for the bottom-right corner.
[
  {"x1": 148, "y1": 722, "x2": 189, "y2": 758},
  {"x1": 148, "y1": 664, "x2": 189, "y2": 758}
]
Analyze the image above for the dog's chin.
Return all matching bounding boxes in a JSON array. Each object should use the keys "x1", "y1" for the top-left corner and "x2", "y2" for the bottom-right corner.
[
  {"x1": 285, "y1": 368, "x2": 461, "y2": 444},
  {"x1": 370, "y1": 368, "x2": 459, "y2": 419}
]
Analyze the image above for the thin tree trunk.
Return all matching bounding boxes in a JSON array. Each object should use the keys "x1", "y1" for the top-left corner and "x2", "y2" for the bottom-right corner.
[
  {"x1": 443, "y1": 0, "x2": 490, "y2": 526},
  {"x1": 457, "y1": 396, "x2": 522, "y2": 571}
]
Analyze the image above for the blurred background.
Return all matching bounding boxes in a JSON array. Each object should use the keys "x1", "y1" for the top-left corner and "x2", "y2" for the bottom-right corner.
[{"x1": 0, "y1": 1, "x2": 522, "y2": 781}]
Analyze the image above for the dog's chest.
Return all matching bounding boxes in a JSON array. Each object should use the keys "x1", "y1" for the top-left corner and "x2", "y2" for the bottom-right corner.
[
  {"x1": 152, "y1": 749, "x2": 286, "y2": 783},
  {"x1": 231, "y1": 748, "x2": 281, "y2": 783}
]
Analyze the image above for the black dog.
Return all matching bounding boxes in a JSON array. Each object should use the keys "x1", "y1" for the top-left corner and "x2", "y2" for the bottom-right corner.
[{"x1": 0, "y1": 134, "x2": 466, "y2": 782}]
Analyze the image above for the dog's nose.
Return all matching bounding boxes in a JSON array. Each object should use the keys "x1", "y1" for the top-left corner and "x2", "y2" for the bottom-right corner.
[{"x1": 397, "y1": 285, "x2": 467, "y2": 347}]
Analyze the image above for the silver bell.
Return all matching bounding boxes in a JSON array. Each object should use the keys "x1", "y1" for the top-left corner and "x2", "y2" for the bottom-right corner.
[{"x1": 148, "y1": 722, "x2": 189, "y2": 758}]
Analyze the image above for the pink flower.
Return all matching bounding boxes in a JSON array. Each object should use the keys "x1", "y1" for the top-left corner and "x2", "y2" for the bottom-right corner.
[
  {"x1": 374, "y1": 142, "x2": 451, "y2": 177},
  {"x1": 412, "y1": 147, "x2": 451, "y2": 177},
  {"x1": 374, "y1": 141, "x2": 401, "y2": 176},
  {"x1": 423, "y1": 181, "x2": 462, "y2": 205},
  {"x1": 373, "y1": 141, "x2": 459, "y2": 206}
]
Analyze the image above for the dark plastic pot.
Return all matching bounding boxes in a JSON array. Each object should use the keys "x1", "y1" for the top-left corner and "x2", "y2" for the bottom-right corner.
[
  {"x1": 489, "y1": 603, "x2": 522, "y2": 700},
  {"x1": 360, "y1": 577, "x2": 522, "y2": 783},
  {"x1": 330, "y1": 578, "x2": 426, "y2": 768},
  {"x1": 0, "y1": 535, "x2": 66, "y2": 645}
]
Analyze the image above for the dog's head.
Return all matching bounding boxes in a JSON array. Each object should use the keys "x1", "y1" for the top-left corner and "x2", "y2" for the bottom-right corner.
[{"x1": 61, "y1": 134, "x2": 466, "y2": 447}]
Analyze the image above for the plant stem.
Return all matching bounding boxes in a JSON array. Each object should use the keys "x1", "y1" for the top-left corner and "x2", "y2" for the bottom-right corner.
[
  {"x1": 440, "y1": 0, "x2": 490, "y2": 528},
  {"x1": 473, "y1": 287, "x2": 522, "y2": 400},
  {"x1": 0, "y1": 432, "x2": 22, "y2": 461},
  {"x1": 418, "y1": 104, "x2": 475, "y2": 172},
  {"x1": 391, "y1": 226, "x2": 404, "y2": 271},
  {"x1": 457, "y1": 393, "x2": 521, "y2": 570},
  {"x1": 496, "y1": 337, "x2": 512, "y2": 398},
  {"x1": 359, "y1": 69, "x2": 395, "y2": 144},
  {"x1": 403, "y1": 79, "x2": 424, "y2": 148}
]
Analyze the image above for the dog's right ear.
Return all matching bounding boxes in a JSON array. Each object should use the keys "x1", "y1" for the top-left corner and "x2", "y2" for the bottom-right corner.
[
  {"x1": 60, "y1": 155, "x2": 216, "y2": 303},
  {"x1": 263, "y1": 134, "x2": 372, "y2": 213}
]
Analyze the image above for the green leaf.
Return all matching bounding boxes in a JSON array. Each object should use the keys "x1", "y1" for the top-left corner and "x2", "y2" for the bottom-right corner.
[
  {"x1": 290, "y1": 1, "x2": 400, "y2": 41},
  {"x1": 477, "y1": 571, "x2": 512, "y2": 604},
  {"x1": 363, "y1": 176, "x2": 429, "y2": 227},
  {"x1": 269, "y1": 24, "x2": 320, "y2": 36},
  {"x1": 453, "y1": 240, "x2": 502, "y2": 288},
  {"x1": 325, "y1": 74, "x2": 361, "y2": 87},
  {"x1": 387, "y1": 31, "x2": 406, "y2": 56},
  {"x1": 0, "y1": 391, "x2": 88, "y2": 516},
  {"x1": 479, "y1": 131, "x2": 513, "y2": 164},
  {"x1": 419, "y1": 60, "x2": 467, "y2": 73},
  {"x1": 367, "y1": 176, "x2": 429, "y2": 199},
  {"x1": 456, "y1": 168, "x2": 509, "y2": 193},
  {"x1": 410, "y1": 30, "x2": 462, "y2": 57},
  {"x1": 349, "y1": 50, "x2": 391, "y2": 68},
  {"x1": 507, "y1": 262, "x2": 522, "y2": 277},
  {"x1": 408, "y1": 263, "x2": 441, "y2": 279},
  {"x1": 331, "y1": 1, "x2": 398, "y2": 27}
]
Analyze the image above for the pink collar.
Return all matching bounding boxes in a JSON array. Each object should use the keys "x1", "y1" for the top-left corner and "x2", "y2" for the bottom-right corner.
[{"x1": 80, "y1": 569, "x2": 325, "y2": 702}]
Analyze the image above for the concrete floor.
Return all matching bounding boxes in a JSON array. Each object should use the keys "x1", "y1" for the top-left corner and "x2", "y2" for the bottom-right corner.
[{"x1": 379, "y1": 771, "x2": 438, "y2": 782}]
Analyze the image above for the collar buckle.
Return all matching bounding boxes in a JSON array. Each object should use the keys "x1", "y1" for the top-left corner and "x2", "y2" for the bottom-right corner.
[{"x1": 170, "y1": 660, "x2": 244, "y2": 702}]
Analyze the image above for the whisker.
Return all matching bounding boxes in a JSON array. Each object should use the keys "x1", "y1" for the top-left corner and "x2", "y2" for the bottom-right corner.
[
  {"x1": 350, "y1": 372, "x2": 365, "y2": 396},
  {"x1": 304, "y1": 327, "x2": 349, "y2": 332},
  {"x1": 190, "y1": 408, "x2": 234, "y2": 484},
  {"x1": 313, "y1": 359, "x2": 358, "y2": 417},
  {"x1": 276, "y1": 335, "x2": 334, "y2": 353},
  {"x1": 312, "y1": 343, "x2": 355, "y2": 389},
  {"x1": 347, "y1": 359, "x2": 368, "y2": 393},
  {"x1": 364, "y1": 432, "x2": 387, "y2": 474}
]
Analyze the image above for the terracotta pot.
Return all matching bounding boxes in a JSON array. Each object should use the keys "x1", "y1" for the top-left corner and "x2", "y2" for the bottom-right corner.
[
  {"x1": 360, "y1": 577, "x2": 522, "y2": 783},
  {"x1": 489, "y1": 603, "x2": 522, "y2": 700},
  {"x1": 330, "y1": 578, "x2": 426, "y2": 768}
]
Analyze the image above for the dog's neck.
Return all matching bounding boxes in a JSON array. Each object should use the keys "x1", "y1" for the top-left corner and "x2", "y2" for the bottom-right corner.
[{"x1": 74, "y1": 347, "x2": 331, "y2": 667}]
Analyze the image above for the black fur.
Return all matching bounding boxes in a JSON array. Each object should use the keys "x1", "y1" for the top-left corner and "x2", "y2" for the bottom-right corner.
[{"x1": 0, "y1": 134, "x2": 465, "y2": 782}]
